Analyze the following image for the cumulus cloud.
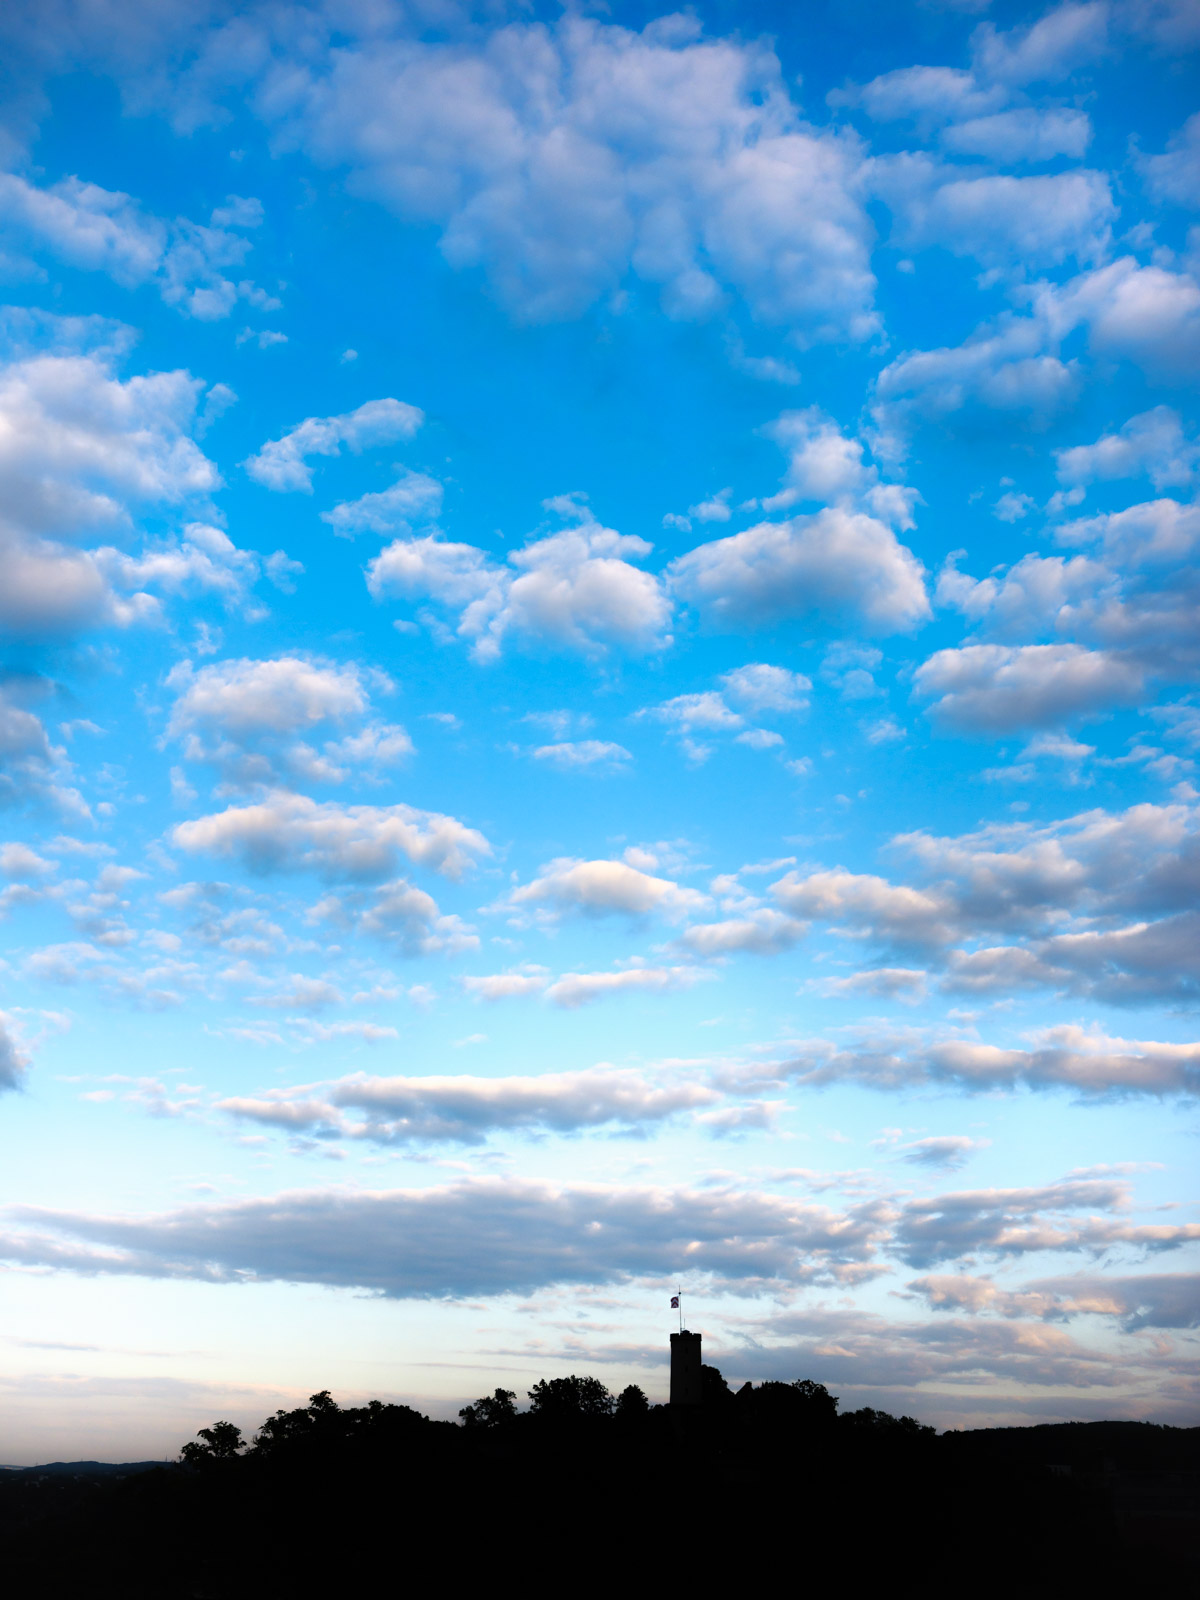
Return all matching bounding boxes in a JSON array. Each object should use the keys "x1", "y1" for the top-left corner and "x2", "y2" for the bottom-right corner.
[
  {"x1": 0, "y1": 687, "x2": 86, "y2": 815},
  {"x1": 777, "y1": 1024, "x2": 1200, "y2": 1099},
  {"x1": 772, "y1": 868, "x2": 955, "y2": 948},
  {"x1": 720, "y1": 663, "x2": 812, "y2": 714},
  {"x1": 544, "y1": 965, "x2": 710, "y2": 1008},
  {"x1": 368, "y1": 500, "x2": 671, "y2": 661},
  {"x1": 0, "y1": 1175, "x2": 887, "y2": 1297},
  {"x1": 1141, "y1": 111, "x2": 1200, "y2": 208},
  {"x1": 874, "y1": 159, "x2": 1115, "y2": 273},
  {"x1": 244, "y1": 399, "x2": 423, "y2": 492},
  {"x1": 913, "y1": 644, "x2": 1146, "y2": 732},
  {"x1": 757, "y1": 801, "x2": 1200, "y2": 1001},
  {"x1": 940, "y1": 107, "x2": 1092, "y2": 163},
  {"x1": 219, "y1": 1065, "x2": 717, "y2": 1145},
  {"x1": 531, "y1": 740, "x2": 631, "y2": 770},
  {"x1": 1061, "y1": 257, "x2": 1200, "y2": 381},
  {"x1": 908, "y1": 1270, "x2": 1200, "y2": 1331},
  {"x1": 760, "y1": 409, "x2": 917, "y2": 526},
  {"x1": 892, "y1": 1176, "x2": 1200, "y2": 1270},
  {"x1": 249, "y1": 16, "x2": 879, "y2": 341},
  {"x1": 971, "y1": 3, "x2": 1110, "y2": 87},
  {"x1": 173, "y1": 793, "x2": 489, "y2": 881},
  {"x1": 1056, "y1": 407, "x2": 1199, "y2": 489},
  {"x1": 164, "y1": 656, "x2": 409, "y2": 789},
  {"x1": 873, "y1": 257, "x2": 1200, "y2": 458},
  {"x1": 824, "y1": 968, "x2": 929, "y2": 1000},
  {"x1": 462, "y1": 968, "x2": 550, "y2": 1002},
  {"x1": 0, "y1": 1011, "x2": 30, "y2": 1091},
  {"x1": 508, "y1": 858, "x2": 708, "y2": 921},
  {"x1": 321, "y1": 470, "x2": 443, "y2": 538},
  {"x1": 830, "y1": 65, "x2": 1008, "y2": 128},
  {"x1": 0, "y1": 171, "x2": 271, "y2": 320},
  {"x1": 668, "y1": 507, "x2": 929, "y2": 633},
  {"x1": 310, "y1": 880, "x2": 477, "y2": 957},
  {"x1": 936, "y1": 498, "x2": 1200, "y2": 685},
  {"x1": 0, "y1": 322, "x2": 273, "y2": 641},
  {"x1": 676, "y1": 910, "x2": 805, "y2": 957},
  {"x1": 901, "y1": 1136, "x2": 990, "y2": 1170}
]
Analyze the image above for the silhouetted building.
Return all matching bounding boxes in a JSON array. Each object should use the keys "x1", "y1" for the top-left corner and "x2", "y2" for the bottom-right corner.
[{"x1": 670, "y1": 1330, "x2": 702, "y2": 1406}]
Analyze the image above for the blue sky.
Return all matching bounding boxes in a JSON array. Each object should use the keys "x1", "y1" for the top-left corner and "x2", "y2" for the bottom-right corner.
[{"x1": 0, "y1": 0, "x2": 1198, "y2": 1462}]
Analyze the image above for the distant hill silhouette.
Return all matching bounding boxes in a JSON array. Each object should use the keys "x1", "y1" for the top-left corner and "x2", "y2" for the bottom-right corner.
[{"x1": 4, "y1": 1373, "x2": 1196, "y2": 1596}]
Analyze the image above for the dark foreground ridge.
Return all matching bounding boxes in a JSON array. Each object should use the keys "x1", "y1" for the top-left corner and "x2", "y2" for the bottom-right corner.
[{"x1": 4, "y1": 1373, "x2": 1197, "y2": 1596}]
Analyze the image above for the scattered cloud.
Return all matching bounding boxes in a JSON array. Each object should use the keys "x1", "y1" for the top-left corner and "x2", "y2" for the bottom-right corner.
[{"x1": 244, "y1": 399, "x2": 423, "y2": 493}]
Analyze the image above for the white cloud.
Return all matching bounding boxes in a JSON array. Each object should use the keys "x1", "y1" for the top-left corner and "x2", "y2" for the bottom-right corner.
[
  {"x1": 244, "y1": 399, "x2": 424, "y2": 493},
  {"x1": 173, "y1": 792, "x2": 490, "y2": 881},
  {"x1": 164, "y1": 656, "x2": 407, "y2": 789},
  {"x1": 0, "y1": 843, "x2": 54, "y2": 879},
  {"x1": 311, "y1": 880, "x2": 476, "y2": 956},
  {"x1": 219, "y1": 1065, "x2": 717, "y2": 1145},
  {"x1": 256, "y1": 16, "x2": 879, "y2": 342},
  {"x1": 721, "y1": 663, "x2": 812, "y2": 714},
  {"x1": 971, "y1": 3, "x2": 1110, "y2": 88},
  {"x1": 676, "y1": 909, "x2": 805, "y2": 956},
  {"x1": 0, "y1": 1010, "x2": 30, "y2": 1091},
  {"x1": 248, "y1": 975, "x2": 343, "y2": 1013},
  {"x1": 0, "y1": 688, "x2": 86, "y2": 815},
  {"x1": 0, "y1": 1174, "x2": 886, "y2": 1297},
  {"x1": 761, "y1": 408, "x2": 920, "y2": 528},
  {"x1": 873, "y1": 257, "x2": 1200, "y2": 457},
  {"x1": 321, "y1": 470, "x2": 443, "y2": 538},
  {"x1": 901, "y1": 1135, "x2": 990, "y2": 1170},
  {"x1": 462, "y1": 968, "x2": 550, "y2": 1002},
  {"x1": 1056, "y1": 496, "x2": 1200, "y2": 566},
  {"x1": 509, "y1": 857, "x2": 708, "y2": 921},
  {"x1": 1142, "y1": 111, "x2": 1200, "y2": 208},
  {"x1": 875, "y1": 160, "x2": 1115, "y2": 273},
  {"x1": 544, "y1": 965, "x2": 709, "y2": 1008},
  {"x1": 783, "y1": 1025, "x2": 1200, "y2": 1099},
  {"x1": 688, "y1": 489, "x2": 733, "y2": 522},
  {"x1": 0, "y1": 172, "x2": 271, "y2": 320},
  {"x1": 914, "y1": 644, "x2": 1146, "y2": 732},
  {"x1": 940, "y1": 108, "x2": 1092, "y2": 163},
  {"x1": 830, "y1": 66, "x2": 1007, "y2": 127},
  {"x1": 1061, "y1": 257, "x2": 1200, "y2": 380},
  {"x1": 871, "y1": 311, "x2": 1079, "y2": 456},
  {"x1": 0, "y1": 326, "x2": 258, "y2": 639},
  {"x1": 532, "y1": 740, "x2": 631, "y2": 770},
  {"x1": 773, "y1": 868, "x2": 954, "y2": 948},
  {"x1": 167, "y1": 656, "x2": 370, "y2": 740},
  {"x1": 908, "y1": 1270, "x2": 1200, "y2": 1331},
  {"x1": 643, "y1": 691, "x2": 743, "y2": 733},
  {"x1": 825, "y1": 967, "x2": 928, "y2": 1000},
  {"x1": 368, "y1": 501, "x2": 671, "y2": 661},
  {"x1": 668, "y1": 507, "x2": 929, "y2": 633},
  {"x1": 1055, "y1": 408, "x2": 1199, "y2": 489}
]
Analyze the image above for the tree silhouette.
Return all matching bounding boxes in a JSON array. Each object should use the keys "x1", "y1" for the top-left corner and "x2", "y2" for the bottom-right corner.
[
  {"x1": 701, "y1": 1364, "x2": 732, "y2": 1405},
  {"x1": 527, "y1": 1374, "x2": 614, "y2": 1417},
  {"x1": 180, "y1": 1421, "x2": 244, "y2": 1464},
  {"x1": 615, "y1": 1384, "x2": 649, "y2": 1417},
  {"x1": 459, "y1": 1388, "x2": 518, "y2": 1428},
  {"x1": 842, "y1": 1407, "x2": 935, "y2": 1437}
]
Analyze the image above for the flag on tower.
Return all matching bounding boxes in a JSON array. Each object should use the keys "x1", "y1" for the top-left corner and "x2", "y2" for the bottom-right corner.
[{"x1": 670, "y1": 1295, "x2": 680, "y2": 1309}]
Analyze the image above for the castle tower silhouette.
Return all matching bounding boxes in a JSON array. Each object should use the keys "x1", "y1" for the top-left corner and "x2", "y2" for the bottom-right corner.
[{"x1": 670, "y1": 1329, "x2": 702, "y2": 1405}]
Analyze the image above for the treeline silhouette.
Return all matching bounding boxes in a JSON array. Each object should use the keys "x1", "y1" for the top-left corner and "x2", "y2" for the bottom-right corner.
[{"x1": 4, "y1": 1371, "x2": 1197, "y2": 1596}]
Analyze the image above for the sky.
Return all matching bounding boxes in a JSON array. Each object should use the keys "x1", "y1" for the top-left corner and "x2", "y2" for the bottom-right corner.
[{"x1": 0, "y1": 0, "x2": 1198, "y2": 1464}]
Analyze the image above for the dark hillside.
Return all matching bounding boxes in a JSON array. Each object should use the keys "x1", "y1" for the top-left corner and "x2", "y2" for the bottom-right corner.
[{"x1": 3, "y1": 1382, "x2": 1196, "y2": 1597}]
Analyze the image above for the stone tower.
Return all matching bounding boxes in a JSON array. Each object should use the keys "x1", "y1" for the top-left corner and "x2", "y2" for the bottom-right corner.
[{"x1": 670, "y1": 1329, "x2": 702, "y2": 1405}]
